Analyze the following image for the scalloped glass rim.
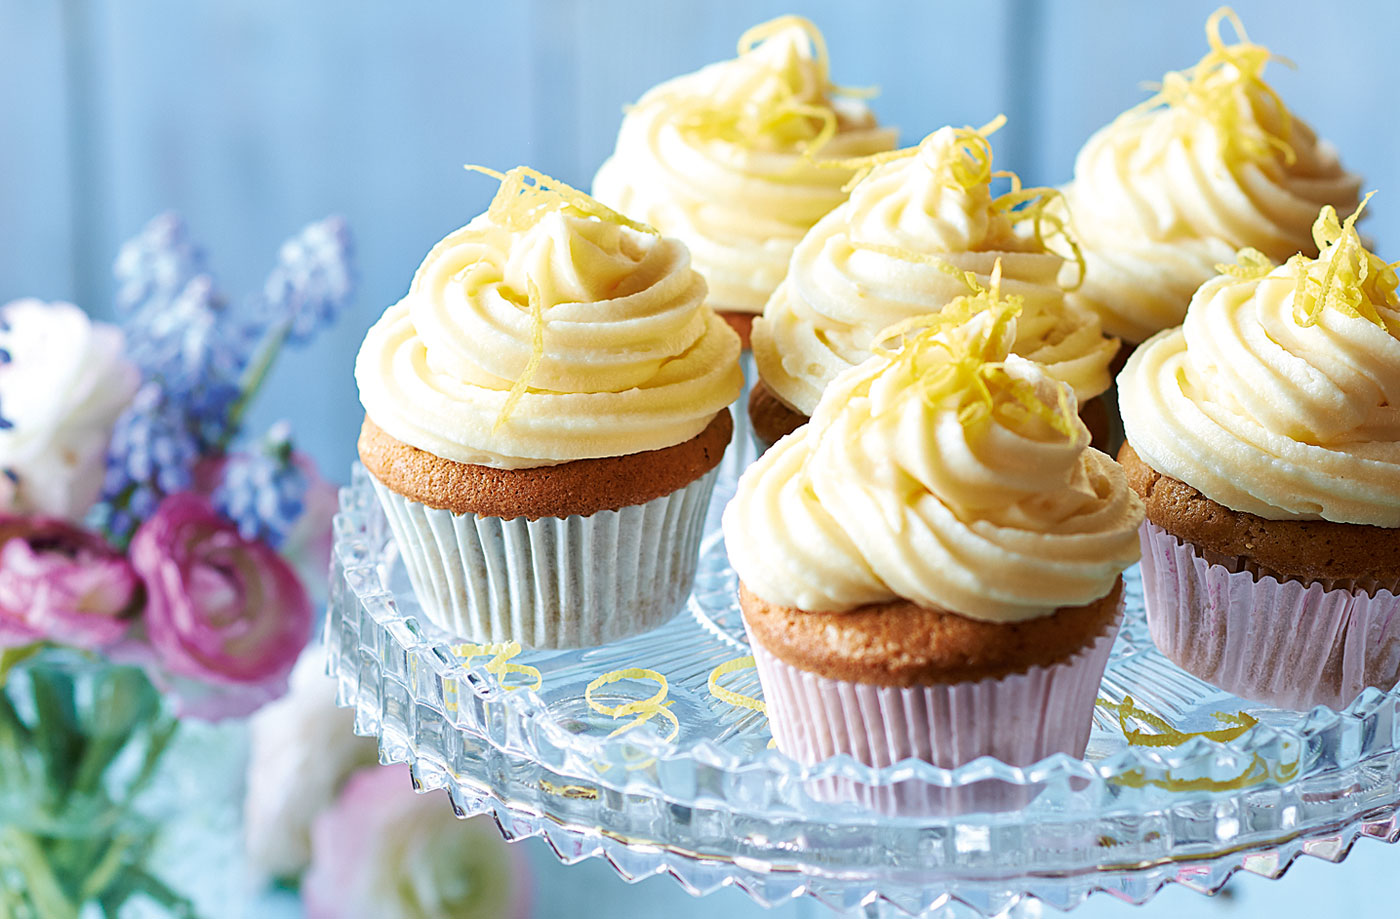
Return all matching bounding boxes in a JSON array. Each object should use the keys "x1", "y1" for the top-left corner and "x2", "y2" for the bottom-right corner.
[
  {"x1": 332, "y1": 463, "x2": 1400, "y2": 799},
  {"x1": 330, "y1": 462, "x2": 1400, "y2": 915}
]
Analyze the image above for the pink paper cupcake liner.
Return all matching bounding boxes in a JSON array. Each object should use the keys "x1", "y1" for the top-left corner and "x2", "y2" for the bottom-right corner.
[
  {"x1": 1139, "y1": 521, "x2": 1400, "y2": 711},
  {"x1": 745, "y1": 603, "x2": 1121, "y2": 814}
]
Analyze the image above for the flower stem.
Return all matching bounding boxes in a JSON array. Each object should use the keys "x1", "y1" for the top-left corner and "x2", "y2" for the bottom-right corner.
[
  {"x1": 78, "y1": 831, "x2": 146, "y2": 903},
  {"x1": 27, "y1": 671, "x2": 80, "y2": 801},
  {"x1": 226, "y1": 319, "x2": 291, "y2": 445},
  {"x1": 113, "y1": 867, "x2": 199, "y2": 919},
  {"x1": 0, "y1": 828, "x2": 79, "y2": 919},
  {"x1": 0, "y1": 693, "x2": 35, "y2": 789}
]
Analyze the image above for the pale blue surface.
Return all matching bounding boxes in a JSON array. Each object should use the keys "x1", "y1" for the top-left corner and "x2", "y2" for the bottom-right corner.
[
  {"x1": 250, "y1": 829, "x2": 1400, "y2": 917},
  {"x1": 4, "y1": 1, "x2": 1400, "y2": 915}
]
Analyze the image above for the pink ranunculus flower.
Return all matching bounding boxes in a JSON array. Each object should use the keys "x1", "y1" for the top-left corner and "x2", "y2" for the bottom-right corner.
[
  {"x1": 129, "y1": 493, "x2": 311, "y2": 719},
  {"x1": 194, "y1": 450, "x2": 339, "y2": 598},
  {"x1": 303, "y1": 765, "x2": 531, "y2": 919},
  {"x1": 0, "y1": 515, "x2": 139, "y2": 649}
]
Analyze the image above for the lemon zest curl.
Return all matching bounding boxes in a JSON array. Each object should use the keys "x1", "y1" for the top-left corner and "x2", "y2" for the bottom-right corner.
[
  {"x1": 816, "y1": 114, "x2": 1005, "y2": 192},
  {"x1": 493, "y1": 278, "x2": 545, "y2": 432},
  {"x1": 586, "y1": 668, "x2": 679, "y2": 744},
  {"x1": 707, "y1": 656, "x2": 766, "y2": 715},
  {"x1": 465, "y1": 164, "x2": 654, "y2": 236},
  {"x1": 464, "y1": 165, "x2": 656, "y2": 430},
  {"x1": 819, "y1": 116, "x2": 1085, "y2": 291},
  {"x1": 1287, "y1": 193, "x2": 1399, "y2": 332},
  {"x1": 451, "y1": 641, "x2": 543, "y2": 692},
  {"x1": 859, "y1": 264, "x2": 1079, "y2": 441},
  {"x1": 1137, "y1": 7, "x2": 1296, "y2": 166},
  {"x1": 655, "y1": 16, "x2": 868, "y2": 164},
  {"x1": 1215, "y1": 247, "x2": 1276, "y2": 281}
]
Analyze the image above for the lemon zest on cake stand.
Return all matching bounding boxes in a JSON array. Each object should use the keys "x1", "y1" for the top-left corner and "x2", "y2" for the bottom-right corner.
[
  {"x1": 1099, "y1": 695, "x2": 1257, "y2": 748},
  {"x1": 1098, "y1": 695, "x2": 1299, "y2": 792},
  {"x1": 706, "y1": 656, "x2": 777, "y2": 748},
  {"x1": 707, "y1": 656, "x2": 766, "y2": 714},
  {"x1": 451, "y1": 640, "x2": 543, "y2": 692},
  {"x1": 586, "y1": 668, "x2": 680, "y2": 743}
]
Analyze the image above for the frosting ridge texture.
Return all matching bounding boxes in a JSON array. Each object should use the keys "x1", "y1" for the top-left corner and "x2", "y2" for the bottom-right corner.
[
  {"x1": 1119, "y1": 200, "x2": 1400, "y2": 526},
  {"x1": 1061, "y1": 9, "x2": 1362, "y2": 342},
  {"x1": 752, "y1": 121, "x2": 1115, "y2": 416},
  {"x1": 357, "y1": 168, "x2": 742, "y2": 469},
  {"x1": 591, "y1": 16, "x2": 898, "y2": 315},
  {"x1": 726, "y1": 305, "x2": 1143, "y2": 621}
]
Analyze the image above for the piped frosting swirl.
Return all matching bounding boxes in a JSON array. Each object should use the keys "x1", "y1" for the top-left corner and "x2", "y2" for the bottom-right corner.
[
  {"x1": 591, "y1": 16, "x2": 898, "y2": 315},
  {"x1": 1062, "y1": 8, "x2": 1362, "y2": 343},
  {"x1": 357, "y1": 167, "x2": 742, "y2": 469},
  {"x1": 1120, "y1": 198, "x2": 1400, "y2": 526},
  {"x1": 725, "y1": 299, "x2": 1143, "y2": 622},
  {"x1": 752, "y1": 119, "x2": 1116, "y2": 416}
]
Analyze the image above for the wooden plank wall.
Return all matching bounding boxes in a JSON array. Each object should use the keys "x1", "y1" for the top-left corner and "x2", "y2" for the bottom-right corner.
[{"x1": 1, "y1": 0, "x2": 1396, "y2": 477}]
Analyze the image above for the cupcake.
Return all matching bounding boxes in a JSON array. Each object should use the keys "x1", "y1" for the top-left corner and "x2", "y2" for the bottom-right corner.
[
  {"x1": 749, "y1": 119, "x2": 1118, "y2": 449},
  {"x1": 1118, "y1": 199, "x2": 1400, "y2": 710},
  {"x1": 724, "y1": 301, "x2": 1143, "y2": 775},
  {"x1": 1061, "y1": 8, "x2": 1361, "y2": 346},
  {"x1": 591, "y1": 14, "x2": 897, "y2": 348},
  {"x1": 356, "y1": 167, "x2": 742, "y2": 648}
]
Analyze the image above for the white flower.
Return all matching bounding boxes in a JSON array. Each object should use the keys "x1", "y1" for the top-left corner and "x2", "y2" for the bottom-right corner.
[
  {"x1": 244, "y1": 647, "x2": 379, "y2": 883},
  {"x1": 303, "y1": 765, "x2": 530, "y2": 919},
  {"x1": 0, "y1": 300, "x2": 140, "y2": 520}
]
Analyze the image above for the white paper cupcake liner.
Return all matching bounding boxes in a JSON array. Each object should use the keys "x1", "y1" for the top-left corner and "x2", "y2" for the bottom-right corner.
[
  {"x1": 745, "y1": 603, "x2": 1120, "y2": 814},
  {"x1": 371, "y1": 467, "x2": 719, "y2": 649},
  {"x1": 1139, "y1": 521, "x2": 1400, "y2": 711}
]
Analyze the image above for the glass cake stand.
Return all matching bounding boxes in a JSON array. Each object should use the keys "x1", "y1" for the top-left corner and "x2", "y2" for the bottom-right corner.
[{"x1": 327, "y1": 464, "x2": 1400, "y2": 918}]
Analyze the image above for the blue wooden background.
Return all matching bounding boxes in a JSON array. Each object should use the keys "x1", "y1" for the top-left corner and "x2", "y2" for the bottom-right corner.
[{"x1": 4, "y1": 1, "x2": 1400, "y2": 915}]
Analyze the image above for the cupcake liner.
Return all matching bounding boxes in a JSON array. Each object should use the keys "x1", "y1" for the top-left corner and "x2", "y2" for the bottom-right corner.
[
  {"x1": 371, "y1": 467, "x2": 719, "y2": 649},
  {"x1": 745, "y1": 604, "x2": 1120, "y2": 814},
  {"x1": 1139, "y1": 521, "x2": 1400, "y2": 710}
]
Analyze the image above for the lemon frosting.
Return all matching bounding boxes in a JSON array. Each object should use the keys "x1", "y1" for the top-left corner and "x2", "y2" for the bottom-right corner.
[
  {"x1": 356, "y1": 167, "x2": 742, "y2": 469},
  {"x1": 1062, "y1": 8, "x2": 1361, "y2": 343},
  {"x1": 725, "y1": 304, "x2": 1143, "y2": 622},
  {"x1": 591, "y1": 16, "x2": 898, "y2": 316},
  {"x1": 751, "y1": 121, "x2": 1116, "y2": 416},
  {"x1": 1120, "y1": 200, "x2": 1400, "y2": 526}
]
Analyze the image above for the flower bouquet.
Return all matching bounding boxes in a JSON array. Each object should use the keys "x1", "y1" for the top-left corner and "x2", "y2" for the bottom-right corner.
[
  {"x1": 0, "y1": 213, "x2": 352, "y2": 919},
  {"x1": 245, "y1": 652, "x2": 532, "y2": 919}
]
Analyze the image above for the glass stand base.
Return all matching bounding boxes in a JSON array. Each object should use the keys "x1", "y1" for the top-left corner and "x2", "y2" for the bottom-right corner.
[{"x1": 328, "y1": 464, "x2": 1400, "y2": 918}]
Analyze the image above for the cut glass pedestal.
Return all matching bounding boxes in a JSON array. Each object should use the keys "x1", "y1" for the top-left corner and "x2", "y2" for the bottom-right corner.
[{"x1": 327, "y1": 464, "x2": 1400, "y2": 918}]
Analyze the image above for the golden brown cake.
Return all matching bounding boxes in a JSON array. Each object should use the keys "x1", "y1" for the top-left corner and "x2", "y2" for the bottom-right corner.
[
  {"x1": 359, "y1": 413, "x2": 731, "y2": 522},
  {"x1": 1119, "y1": 442, "x2": 1400, "y2": 589},
  {"x1": 740, "y1": 580, "x2": 1124, "y2": 686}
]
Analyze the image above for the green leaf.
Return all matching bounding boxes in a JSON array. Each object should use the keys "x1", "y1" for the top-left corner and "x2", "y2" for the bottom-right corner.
[{"x1": 0, "y1": 645, "x2": 44, "y2": 689}]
